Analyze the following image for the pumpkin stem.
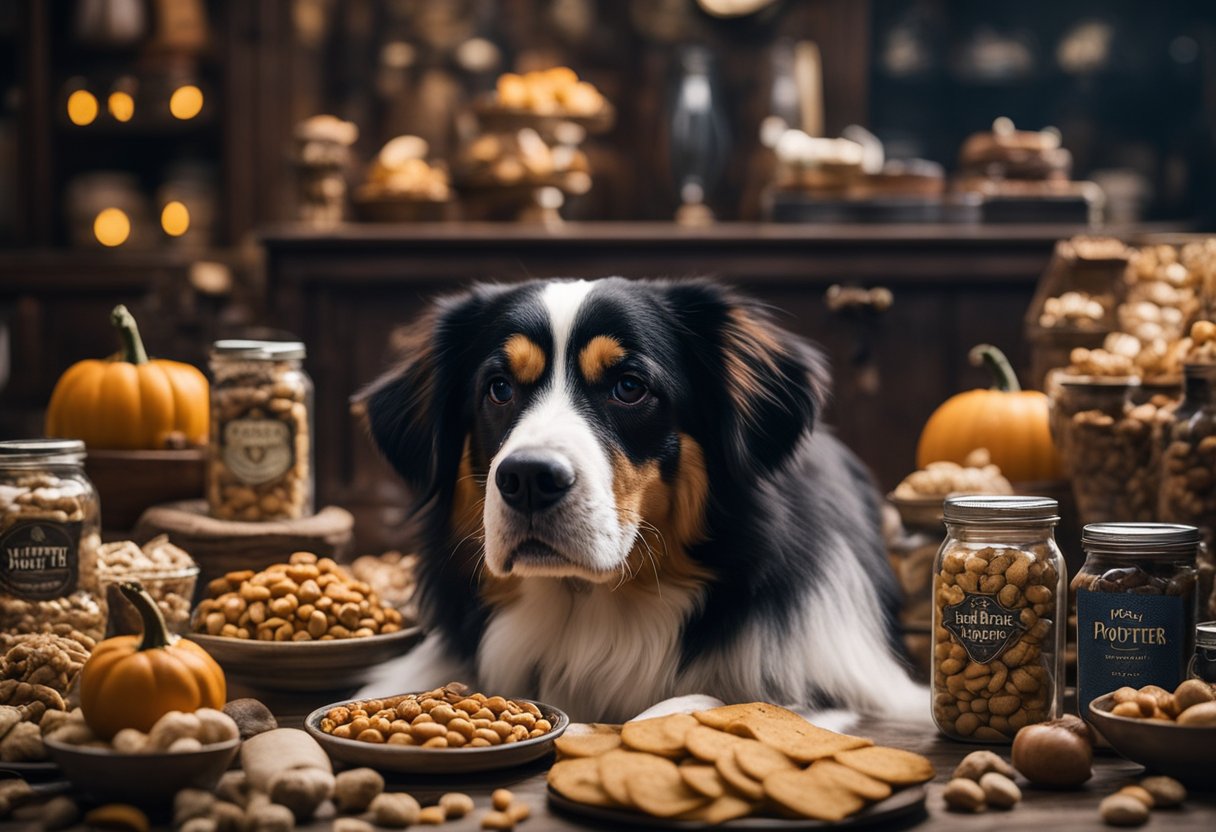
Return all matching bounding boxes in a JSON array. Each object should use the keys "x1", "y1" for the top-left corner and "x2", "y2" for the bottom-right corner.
[
  {"x1": 118, "y1": 581, "x2": 177, "y2": 650},
  {"x1": 111, "y1": 305, "x2": 149, "y2": 365},
  {"x1": 969, "y1": 344, "x2": 1021, "y2": 393}
]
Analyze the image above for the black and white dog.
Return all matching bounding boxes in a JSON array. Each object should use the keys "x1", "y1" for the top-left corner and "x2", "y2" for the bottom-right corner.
[{"x1": 362, "y1": 278, "x2": 921, "y2": 722}]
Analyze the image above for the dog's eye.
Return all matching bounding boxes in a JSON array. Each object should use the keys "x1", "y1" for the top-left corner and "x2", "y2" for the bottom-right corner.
[
  {"x1": 487, "y1": 377, "x2": 514, "y2": 405},
  {"x1": 611, "y1": 375, "x2": 648, "y2": 405}
]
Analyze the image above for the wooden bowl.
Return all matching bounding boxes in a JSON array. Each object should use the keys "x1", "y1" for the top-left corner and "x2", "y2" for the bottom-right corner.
[
  {"x1": 43, "y1": 736, "x2": 239, "y2": 810},
  {"x1": 86, "y1": 448, "x2": 205, "y2": 532},
  {"x1": 1089, "y1": 693, "x2": 1216, "y2": 786},
  {"x1": 306, "y1": 696, "x2": 568, "y2": 774},
  {"x1": 186, "y1": 626, "x2": 424, "y2": 693}
]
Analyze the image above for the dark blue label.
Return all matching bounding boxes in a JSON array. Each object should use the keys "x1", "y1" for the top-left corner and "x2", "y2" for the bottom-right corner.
[{"x1": 1076, "y1": 589, "x2": 1186, "y2": 714}]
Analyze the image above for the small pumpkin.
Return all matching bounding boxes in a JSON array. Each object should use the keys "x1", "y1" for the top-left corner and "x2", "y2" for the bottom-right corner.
[
  {"x1": 45, "y1": 304, "x2": 209, "y2": 449},
  {"x1": 79, "y1": 582, "x2": 226, "y2": 740},
  {"x1": 916, "y1": 344, "x2": 1063, "y2": 483}
]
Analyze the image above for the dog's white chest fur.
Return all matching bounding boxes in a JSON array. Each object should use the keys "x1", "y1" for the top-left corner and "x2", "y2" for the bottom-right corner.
[{"x1": 477, "y1": 578, "x2": 703, "y2": 723}]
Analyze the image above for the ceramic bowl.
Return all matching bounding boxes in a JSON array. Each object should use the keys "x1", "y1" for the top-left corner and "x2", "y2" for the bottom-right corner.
[
  {"x1": 1089, "y1": 693, "x2": 1216, "y2": 786},
  {"x1": 186, "y1": 626, "x2": 423, "y2": 693},
  {"x1": 306, "y1": 696, "x2": 568, "y2": 774},
  {"x1": 43, "y1": 736, "x2": 239, "y2": 809}
]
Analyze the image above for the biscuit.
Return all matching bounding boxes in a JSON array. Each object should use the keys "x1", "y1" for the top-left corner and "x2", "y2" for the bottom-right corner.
[
  {"x1": 765, "y1": 767, "x2": 866, "y2": 822},
  {"x1": 834, "y1": 746, "x2": 935, "y2": 785},
  {"x1": 620, "y1": 712, "x2": 697, "y2": 758},
  {"x1": 548, "y1": 758, "x2": 615, "y2": 807}
]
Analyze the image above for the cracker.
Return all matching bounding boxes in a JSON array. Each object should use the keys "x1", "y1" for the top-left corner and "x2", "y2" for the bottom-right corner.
[
  {"x1": 685, "y1": 725, "x2": 748, "y2": 762},
  {"x1": 833, "y1": 746, "x2": 935, "y2": 785},
  {"x1": 694, "y1": 703, "x2": 767, "y2": 731},
  {"x1": 555, "y1": 732, "x2": 622, "y2": 758},
  {"x1": 626, "y1": 760, "x2": 709, "y2": 818},
  {"x1": 811, "y1": 758, "x2": 893, "y2": 801},
  {"x1": 620, "y1": 712, "x2": 698, "y2": 758},
  {"x1": 680, "y1": 764, "x2": 725, "y2": 799},
  {"x1": 598, "y1": 749, "x2": 671, "y2": 807},
  {"x1": 715, "y1": 748, "x2": 765, "y2": 801},
  {"x1": 765, "y1": 767, "x2": 866, "y2": 822},
  {"x1": 735, "y1": 739, "x2": 795, "y2": 781},
  {"x1": 725, "y1": 704, "x2": 872, "y2": 764},
  {"x1": 676, "y1": 794, "x2": 754, "y2": 824},
  {"x1": 548, "y1": 757, "x2": 616, "y2": 807}
]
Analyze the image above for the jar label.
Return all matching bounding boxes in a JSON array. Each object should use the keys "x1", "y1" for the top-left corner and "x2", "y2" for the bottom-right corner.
[
  {"x1": 1076, "y1": 589, "x2": 1186, "y2": 713},
  {"x1": 0, "y1": 520, "x2": 80, "y2": 600},
  {"x1": 222, "y1": 417, "x2": 294, "y2": 485},
  {"x1": 942, "y1": 592, "x2": 1027, "y2": 663}
]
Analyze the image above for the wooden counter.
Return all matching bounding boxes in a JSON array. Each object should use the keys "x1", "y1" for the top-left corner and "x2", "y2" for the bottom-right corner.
[{"x1": 261, "y1": 221, "x2": 1157, "y2": 552}]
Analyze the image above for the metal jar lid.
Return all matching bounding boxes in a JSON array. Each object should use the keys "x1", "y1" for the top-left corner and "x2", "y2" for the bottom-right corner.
[
  {"x1": 1082, "y1": 522, "x2": 1201, "y2": 555},
  {"x1": 0, "y1": 439, "x2": 86, "y2": 460},
  {"x1": 1197, "y1": 621, "x2": 1216, "y2": 649},
  {"x1": 942, "y1": 495, "x2": 1059, "y2": 525},
  {"x1": 211, "y1": 339, "x2": 306, "y2": 361}
]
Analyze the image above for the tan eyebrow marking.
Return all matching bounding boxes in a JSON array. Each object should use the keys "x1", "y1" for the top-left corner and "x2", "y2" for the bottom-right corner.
[
  {"x1": 504, "y1": 333, "x2": 546, "y2": 384},
  {"x1": 579, "y1": 335, "x2": 626, "y2": 383}
]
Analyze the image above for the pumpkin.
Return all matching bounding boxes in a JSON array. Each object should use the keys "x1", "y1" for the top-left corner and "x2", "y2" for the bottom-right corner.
[
  {"x1": 79, "y1": 582, "x2": 226, "y2": 739},
  {"x1": 916, "y1": 344, "x2": 1063, "y2": 483},
  {"x1": 45, "y1": 305, "x2": 209, "y2": 449}
]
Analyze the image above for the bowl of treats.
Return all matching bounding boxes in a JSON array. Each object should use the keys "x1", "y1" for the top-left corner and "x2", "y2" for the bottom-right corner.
[
  {"x1": 306, "y1": 683, "x2": 568, "y2": 774},
  {"x1": 1089, "y1": 680, "x2": 1216, "y2": 786},
  {"x1": 186, "y1": 552, "x2": 423, "y2": 692},
  {"x1": 97, "y1": 536, "x2": 198, "y2": 635},
  {"x1": 888, "y1": 449, "x2": 1014, "y2": 530}
]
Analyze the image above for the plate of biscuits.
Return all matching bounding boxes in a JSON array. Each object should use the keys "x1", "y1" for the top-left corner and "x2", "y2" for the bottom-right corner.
[{"x1": 547, "y1": 703, "x2": 931, "y2": 828}]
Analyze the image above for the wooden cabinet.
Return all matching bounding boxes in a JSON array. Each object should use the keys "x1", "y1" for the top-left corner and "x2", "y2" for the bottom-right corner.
[{"x1": 261, "y1": 221, "x2": 1089, "y2": 551}]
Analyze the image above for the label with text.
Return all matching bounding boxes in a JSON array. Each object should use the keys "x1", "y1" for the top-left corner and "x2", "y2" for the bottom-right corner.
[
  {"x1": 0, "y1": 520, "x2": 80, "y2": 599},
  {"x1": 942, "y1": 592, "x2": 1027, "y2": 664}
]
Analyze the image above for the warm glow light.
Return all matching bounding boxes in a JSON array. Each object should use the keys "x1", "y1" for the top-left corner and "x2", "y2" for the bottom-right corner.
[
  {"x1": 161, "y1": 201, "x2": 190, "y2": 236},
  {"x1": 93, "y1": 208, "x2": 131, "y2": 247},
  {"x1": 67, "y1": 90, "x2": 98, "y2": 126},
  {"x1": 108, "y1": 91, "x2": 135, "y2": 122},
  {"x1": 169, "y1": 85, "x2": 204, "y2": 120}
]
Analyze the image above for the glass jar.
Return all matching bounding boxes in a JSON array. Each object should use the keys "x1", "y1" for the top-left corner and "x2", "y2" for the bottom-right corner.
[
  {"x1": 1190, "y1": 621, "x2": 1216, "y2": 684},
  {"x1": 1073, "y1": 523, "x2": 1199, "y2": 718},
  {"x1": 931, "y1": 496, "x2": 1066, "y2": 743},
  {"x1": 0, "y1": 439, "x2": 105, "y2": 647},
  {"x1": 1158, "y1": 363, "x2": 1216, "y2": 546},
  {"x1": 208, "y1": 340, "x2": 314, "y2": 521},
  {"x1": 1048, "y1": 374, "x2": 1158, "y2": 524}
]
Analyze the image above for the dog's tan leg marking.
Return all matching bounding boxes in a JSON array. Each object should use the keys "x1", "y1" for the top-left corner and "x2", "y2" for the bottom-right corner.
[
  {"x1": 504, "y1": 333, "x2": 546, "y2": 384},
  {"x1": 578, "y1": 335, "x2": 626, "y2": 383}
]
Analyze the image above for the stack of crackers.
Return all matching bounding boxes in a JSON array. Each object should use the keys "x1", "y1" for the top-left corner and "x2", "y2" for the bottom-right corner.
[{"x1": 548, "y1": 703, "x2": 934, "y2": 825}]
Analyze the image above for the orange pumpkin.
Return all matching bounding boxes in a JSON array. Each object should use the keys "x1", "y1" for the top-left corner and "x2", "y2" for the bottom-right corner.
[
  {"x1": 45, "y1": 305, "x2": 209, "y2": 449},
  {"x1": 79, "y1": 582, "x2": 226, "y2": 739},
  {"x1": 917, "y1": 344, "x2": 1063, "y2": 483}
]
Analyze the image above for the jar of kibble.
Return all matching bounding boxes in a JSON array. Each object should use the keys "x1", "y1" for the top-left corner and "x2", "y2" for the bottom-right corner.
[
  {"x1": 1158, "y1": 363, "x2": 1216, "y2": 545},
  {"x1": 931, "y1": 496, "x2": 1066, "y2": 743},
  {"x1": 208, "y1": 340, "x2": 314, "y2": 521},
  {"x1": 1073, "y1": 523, "x2": 1199, "y2": 718},
  {"x1": 0, "y1": 439, "x2": 104, "y2": 646}
]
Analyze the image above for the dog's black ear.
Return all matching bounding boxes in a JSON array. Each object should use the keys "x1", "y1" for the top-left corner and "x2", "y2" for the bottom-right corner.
[
  {"x1": 358, "y1": 288, "x2": 502, "y2": 503},
  {"x1": 665, "y1": 281, "x2": 830, "y2": 479}
]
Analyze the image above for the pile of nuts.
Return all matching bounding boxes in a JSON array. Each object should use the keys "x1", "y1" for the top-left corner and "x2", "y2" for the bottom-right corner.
[
  {"x1": 208, "y1": 355, "x2": 311, "y2": 521},
  {"x1": 1106, "y1": 679, "x2": 1216, "y2": 726},
  {"x1": 46, "y1": 707, "x2": 240, "y2": 753},
  {"x1": 0, "y1": 592, "x2": 104, "y2": 652},
  {"x1": 494, "y1": 67, "x2": 605, "y2": 117},
  {"x1": 97, "y1": 535, "x2": 196, "y2": 634},
  {"x1": 893, "y1": 449, "x2": 1013, "y2": 500},
  {"x1": 942, "y1": 750, "x2": 1022, "y2": 813},
  {"x1": 0, "y1": 686, "x2": 80, "y2": 763},
  {"x1": 360, "y1": 136, "x2": 451, "y2": 202},
  {"x1": 319, "y1": 684, "x2": 553, "y2": 748},
  {"x1": 192, "y1": 552, "x2": 405, "y2": 641},
  {"x1": 933, "y1": 545, "x2": 1059, "y2": 741},
  {"x1": 1099, "y1": 776, "x2": 1187, "y2": 827},
  {"x1": 349, "y1": 551, "x2": 418, "y2": 615},
  {"x1": 0, "y1": 633, "x2": 89, "y2": 695},
  {"x1": 457, "y1": 129, "x2": 590, "y2": 189},
  {"x1": 1038, "y1": 291, "x2": 1108, "y2": 330}
]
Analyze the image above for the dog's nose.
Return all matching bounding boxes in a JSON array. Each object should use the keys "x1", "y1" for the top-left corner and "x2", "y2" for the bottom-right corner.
[{"x1": 495, "y1": 450, "x2": 575, "y2": 513}]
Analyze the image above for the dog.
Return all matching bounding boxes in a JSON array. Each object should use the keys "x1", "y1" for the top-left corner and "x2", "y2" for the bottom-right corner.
[{"x1": 361, "y1": 278, "x2": 922, "y2": 723}]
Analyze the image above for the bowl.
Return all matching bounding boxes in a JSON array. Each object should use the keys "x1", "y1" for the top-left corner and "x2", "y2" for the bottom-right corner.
[
  {"x1": 306, "y1": 696, "x2": 569, "y2": 774},
  {"x1": 43, "y1": 736, "x2": 239, "y2": 809},
  {"x1": 100, "y1": 566, "x2": 199, "y2": 635},
  {"x1": 886, "y1": 493, "x2": 944, "y2": 531},
  {"x1": 186, "y1": 626, "x2": 424, "y2": 693},
  {"x1": 1088, "y1": 693, "x2": 1216, "y2": 786}
]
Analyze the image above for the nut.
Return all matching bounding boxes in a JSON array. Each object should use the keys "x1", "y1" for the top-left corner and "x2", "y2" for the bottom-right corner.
[
  {"x1": 369, "y1": 793, "x2": 420, "y2": 828},
  {"x1": 1138, "y1": 776, "x2": 1186, "y2": 808},
  {"x1": 1099, "y1": 793, "x2": 1149, "y2": 827},
  {"x1": 439, "y1": 793, "x2": 474, "y2": 819},
  {"x1": 1116, "y1": 786, "x2": 1154, "y2": 808},
  {"x1": 979, "y1": 772, "x2": 1021, "y2": 809},
  {"x1": 942, "y1": 778, "x2": 986, "y2": 813}
]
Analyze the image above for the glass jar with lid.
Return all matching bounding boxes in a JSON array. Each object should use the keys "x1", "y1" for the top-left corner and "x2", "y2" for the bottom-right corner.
[
  {"x1": 0, "y1": 439, "x2": 105, "y2": 646},
  {"x1": 1190, "y1": 621, "x2": 1216, "y2": 684},
  {"x1": 208, "y1": 340, "x2": 314, "y2": 521},
  {"x1": 931, "y1": 496, "x2": 1066, "y2": 743},
  {"x1": 1073, "y1": 523, "x2": 1199, "y2": 718}
]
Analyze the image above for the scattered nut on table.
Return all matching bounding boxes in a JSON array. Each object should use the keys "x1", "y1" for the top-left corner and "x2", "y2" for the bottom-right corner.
[
  {"x1": 1100, "y1": 793, "x2": 1149, "y2": 827},
  {"x1": 1138, "y1": 776, "x2": 1186, "y2": 808},
  {"x1": 942, "y1": 778, "x2": 986, "y2": 813}
]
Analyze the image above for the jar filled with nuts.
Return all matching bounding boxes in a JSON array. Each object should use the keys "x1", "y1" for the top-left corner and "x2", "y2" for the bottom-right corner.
[
  {"x1": 1048, "y1": 374, "x2": 1160, "y2": 525},
  {"x1": 1073, "y1": 523, "x2": 1199, "y2": 717},
  {"x1": 932, "y1": 496, "x2": 1066, "y2": 743},
  {"x1": 208, "y1": 340, "x2": 314, "y2": 521},
  {"x1": 1157, "y1": 363, "x2": 1216, "y2": 544},
  {"x1": 0, "y1": 440, "x2": 104, "y2": 646}
]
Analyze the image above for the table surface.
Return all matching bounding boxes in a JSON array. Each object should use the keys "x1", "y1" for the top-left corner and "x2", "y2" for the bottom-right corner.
[{"x1": 8, "y1": 713, "x2": 1214, "y2": 832}]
